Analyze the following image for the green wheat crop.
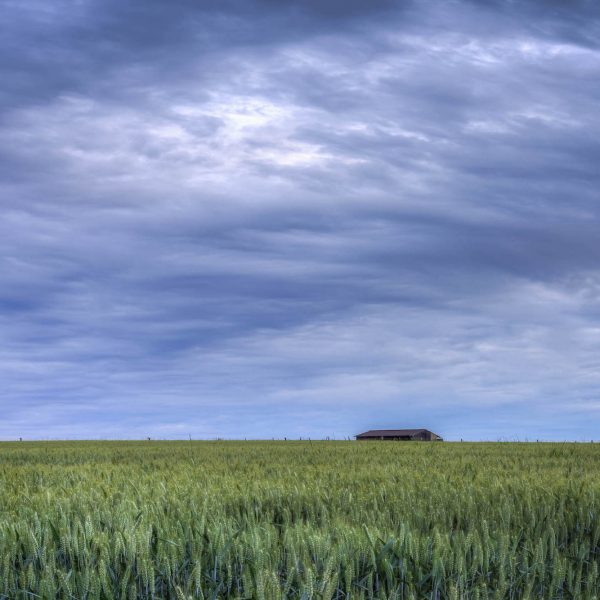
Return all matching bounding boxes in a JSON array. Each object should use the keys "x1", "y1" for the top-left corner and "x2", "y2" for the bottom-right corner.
[{"x1": 0, "y1": 441, "x2": 599, "y2": 599}]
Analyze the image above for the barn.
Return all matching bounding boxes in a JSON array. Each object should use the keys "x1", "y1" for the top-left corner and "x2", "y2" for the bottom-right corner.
[{"x1": 355, "y1": 429, "x2": 443, "y2": 441}]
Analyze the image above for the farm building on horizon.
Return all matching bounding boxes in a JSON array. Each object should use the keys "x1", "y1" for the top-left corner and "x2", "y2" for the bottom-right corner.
[{"x1": 355, "y1": 429, "x2": 443, "y2": 441}]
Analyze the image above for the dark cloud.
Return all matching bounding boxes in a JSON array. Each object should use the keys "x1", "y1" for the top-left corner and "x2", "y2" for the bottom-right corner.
[{"x1": 1, "y1": 0, "x2": 599, "y2": 439}]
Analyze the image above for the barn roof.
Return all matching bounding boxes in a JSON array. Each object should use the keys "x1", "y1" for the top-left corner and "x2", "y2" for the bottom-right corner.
[{"x1": 356, "y1": 429, "x2": 430, "y2": 437}]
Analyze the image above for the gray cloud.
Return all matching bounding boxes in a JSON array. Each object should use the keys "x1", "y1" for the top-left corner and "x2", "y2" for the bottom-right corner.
[{"x1": 1, "y1": 0, "x2": 599, "y2": 440}]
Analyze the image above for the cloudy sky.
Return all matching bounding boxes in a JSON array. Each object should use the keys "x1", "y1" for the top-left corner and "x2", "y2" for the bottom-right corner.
[{"x1": 2, "y1": 0, "x2": 599, "y2": 440}]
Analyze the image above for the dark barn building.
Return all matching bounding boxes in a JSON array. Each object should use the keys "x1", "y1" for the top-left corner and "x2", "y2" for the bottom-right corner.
[{"x1": 355, "y1": 429, "x2": 443, "y2": 441}]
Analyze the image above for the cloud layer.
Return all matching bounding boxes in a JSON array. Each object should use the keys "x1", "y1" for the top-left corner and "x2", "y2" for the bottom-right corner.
[{"x1": 2, "y1": 0, "x2": 600, "y2": 439}]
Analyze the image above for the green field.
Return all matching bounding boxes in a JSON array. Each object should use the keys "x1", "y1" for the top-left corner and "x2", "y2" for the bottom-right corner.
[{"x1": 1, "y1": 441, "x2": 599, "y2": 599}]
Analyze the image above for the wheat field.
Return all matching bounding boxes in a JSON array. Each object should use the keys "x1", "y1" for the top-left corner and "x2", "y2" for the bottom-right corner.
[{"x1": 0, "y1": 441, "x2": 599, "y2": 599}]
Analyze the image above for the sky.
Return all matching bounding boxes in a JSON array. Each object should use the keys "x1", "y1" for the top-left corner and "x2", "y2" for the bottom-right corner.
[{"x1": 1, "y1": 0, "x2": 600, "y2": 441}]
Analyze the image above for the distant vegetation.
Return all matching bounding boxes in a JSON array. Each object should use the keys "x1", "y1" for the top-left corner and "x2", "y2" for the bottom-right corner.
[{"x1": 0, "y1": 441, "x2": 599, "y2": 598}]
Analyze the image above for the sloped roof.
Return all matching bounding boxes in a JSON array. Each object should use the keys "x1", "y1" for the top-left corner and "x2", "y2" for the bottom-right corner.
[{"x1": 356, "y1": 429, "x2": 430, "y2": 437}]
